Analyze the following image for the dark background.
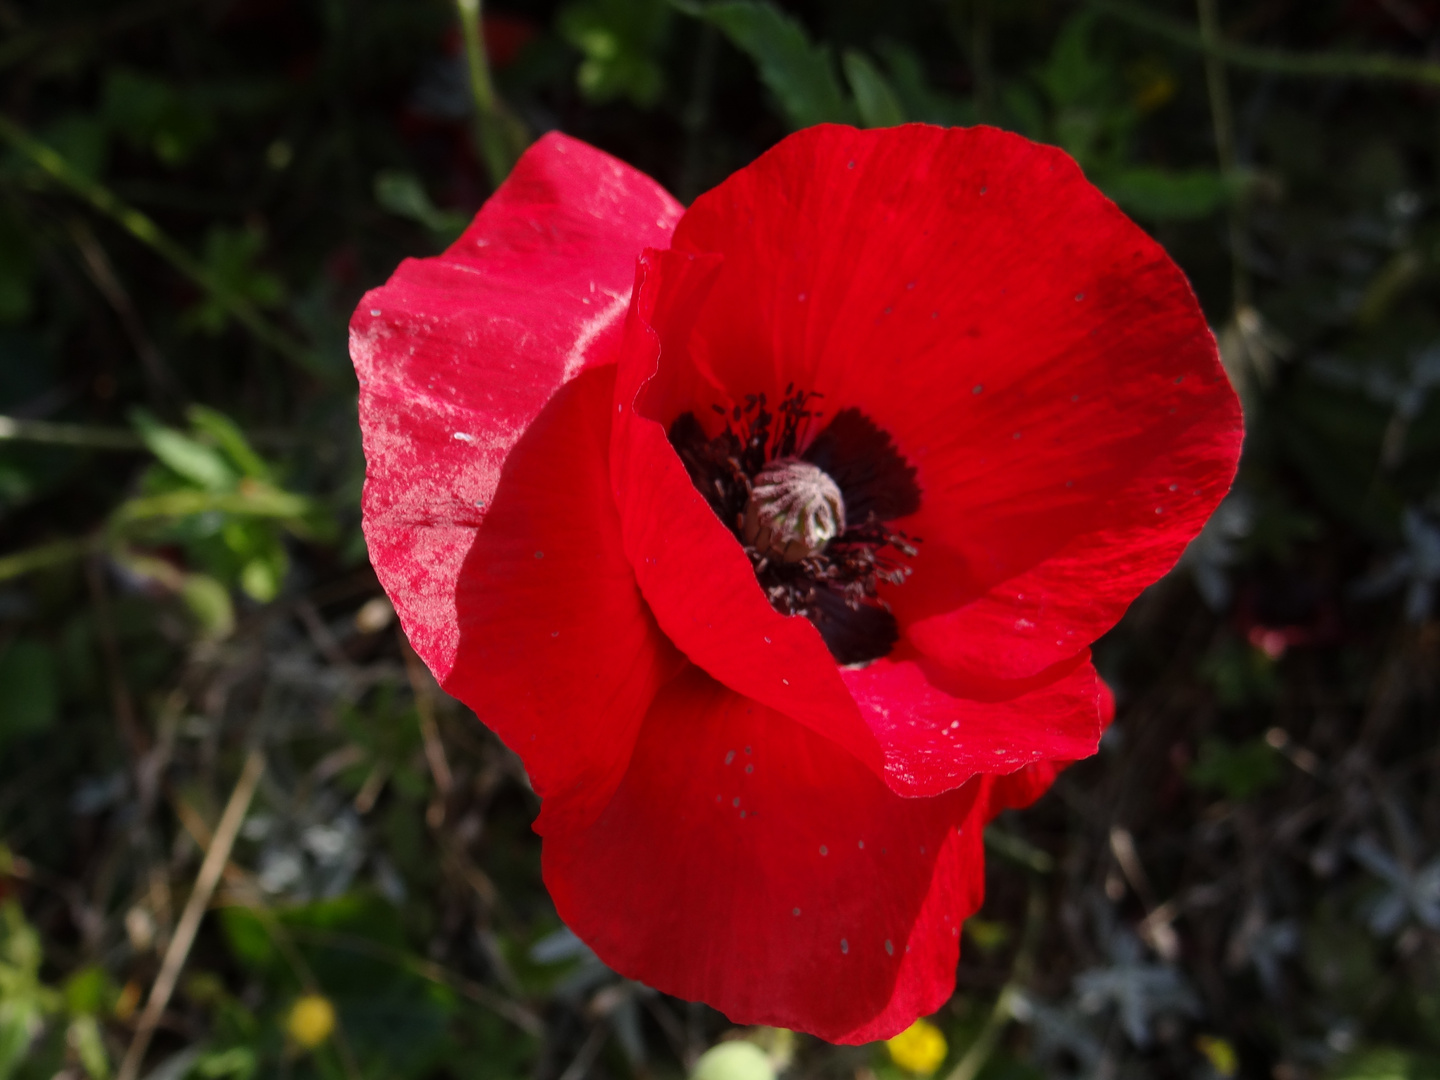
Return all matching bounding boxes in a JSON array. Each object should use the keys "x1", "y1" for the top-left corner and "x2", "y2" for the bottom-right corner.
[{"x1": 0, "y1": 1, "x2": 1437, "y2": 1078}]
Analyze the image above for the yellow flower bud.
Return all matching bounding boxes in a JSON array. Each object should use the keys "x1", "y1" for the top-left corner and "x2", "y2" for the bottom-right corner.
[
  {"x1": 886, "y1": 1018, "x2": 948, "y2": 1076},
  {"x1": 1195, "y1": 1035, "x2": 1238, "y2": 1078},
  {"x1": 286, "y1": 994, "x2": 336, "y2": 1049}
]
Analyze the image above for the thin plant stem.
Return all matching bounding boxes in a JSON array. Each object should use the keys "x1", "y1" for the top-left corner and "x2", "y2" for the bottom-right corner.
[
  {"x1": 0, "y1": 113, "x2": 317, "y2": 373},
  {"x1": 0, "y1": 415, "x2": 143, "y2": 450},
  {"x1": 0, "y1": 415, "x2": 303, "y2": 452},
  {"x1": 942, "y1": 885, "x2": 1047, "y2": 1080},
  {"x1": 117, "y1": 749, "x2": 266, "y2": 1080},
  {"x1": 0, "y1": 536, "x2": 96, "y2": 582},
  {"x1": 456, "y1": 0, "x2": 498, "y2": 120},
  {"x1": 171, "y1": 799, "x2": 363, "y2": 1080},
  {"x1": 455, "y1": 0, "x2": 526, "y2": 187},
  {"x1": 68, "y1": 217, "x2": 174, "y2": 402},
  {"x1": 1196, "y1": 0, "x2": 1252, "y2": 312},
  {"x1": 559, "y1": 1024, "x2": 611, "y2": 1080},
  {"x1": 1087, "y1": 0, "x2": 1440, "y2": 86},
  {"x1": 401, "y1": 633, "x2": 454, "y2": 826},
  {"x1": 111, "y1": 487, "x2": 315, "y2": 524}
]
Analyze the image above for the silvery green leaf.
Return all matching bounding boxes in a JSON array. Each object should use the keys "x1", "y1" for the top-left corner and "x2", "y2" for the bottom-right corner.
[{"x1": 1074, "y1": 932, "x2": 1201, "y2": 1046}]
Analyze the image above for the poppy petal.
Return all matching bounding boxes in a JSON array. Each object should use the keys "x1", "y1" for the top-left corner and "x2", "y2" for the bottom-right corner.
[
  {"x1": 355, "y1": 132, "x2": 682, "y2": 682},
  {"x1": 542, "y1": 667, "x2": 980, "y2": 1043},
  {"x1": 665, "y1": 122, "x2": 1240, "y2": 677},
  {"x1": 980, "y1": 676, "x2": 1114, "y2": 816},
  {"x1": 839, "y1": 817, "x2": 987, "y2": 1044},
  {"x1": 841, "y1": 652, "x2": 1105, "y2": 796},
  {"x1": 608, "y1": 248, "x2": 886, "y2": 775},
  {"x1": 445, "y1": 365, "x2": 684, "y2": 832},
  {"x1": 903, "y1": 438, "x2": 1237, "y2": 681}
]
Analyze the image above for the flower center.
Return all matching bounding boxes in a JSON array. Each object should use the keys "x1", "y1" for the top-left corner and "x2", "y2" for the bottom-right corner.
[
  {"x1": 668, "y1": 388, "x2": 921, "y2": 666},
  {"x1": 742, "y1": 459, "x2": 845, "y2": 563}
]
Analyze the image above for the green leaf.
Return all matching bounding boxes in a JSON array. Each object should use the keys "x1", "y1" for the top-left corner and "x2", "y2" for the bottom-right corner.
[
  {"x1": 226, "y1": 895, "x2": 463, "y2": 1076},
  {"x1": 0, "y1": 901, "x2": 60, "y2": 1080},
  {"x1": 132, "y1": 411, "x2": 238, "y2": 492},
  {"x1": 100, "y1": 68, "x2": 216, "y2": 167},
  {"x1": 219, "y1": 908, "x2": 277, "y2": 975},
  {"x1": 180, "y1": 573, "x2": 237, "y2": 639},
  {"x1": 1101, "y1": 166, "x2": 1233, "y2": 220},
  {"x1": 689, "y1": 1, "x2": 854, "y2": 128},
  {"x1": 558, "y1": 0, "x2": 672, "y2": 108},
  {"x1": 221, "y1": 516, "x2": 292, "y2": 586},
  {"x1": 373, "y1": 171, "x2": 468, "y2": 244},
  {"x1": 842, "y1": 50, "x2": 906, "y2": 128},
  {"x1": 66, "y1": 1014, "x2": 109, "y2": 1079},
  {"x1": 1188, "y1": 737, "x2": 1284, "y2": 801},
  {"x1": 62, "y1": 967, "x2": 115, "y2": 1017},
  {"x1": 1034, "y1": 13, "x2": 1112, "y2": 109},
  {"x1": 0, "y1": 638, "x2": 58, "y2": 749},
  {"x1": 1328, "y1": 1048, "x2": 1440, "y2": 1080},
  {"x1": 1017, "y1": 12, "x2": 1137, "y2": 168},
  {"x1": 185, "y1": 406, "x2": 272, "y2": 483},
  {"x1": 873, "y1": 41, "x2": 975, "y2": 127},
  {"x1": 193, "y1": 1045, "x2": 257, "y2": 1079},
  {"x1": 238, "y1": 556, "x2": 282, "y2": 604},
  {"x1": 181, "y1": 226, "x2": 284, "y2": 337},
  {"x1": 0, "y1": 1007, "x2": 35, "y2": 1080}
]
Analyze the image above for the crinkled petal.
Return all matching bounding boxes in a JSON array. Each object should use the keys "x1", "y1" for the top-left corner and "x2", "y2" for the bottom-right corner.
[
  {"x1": 446, "y1": 366, "x2": 684, "y2": 832},
  {"x1": 980, "y1": 677, "x2": 1114, "y2": 817},
  {"x1": 841, "y1": 652, "x2": 1105, "y2": 796},
  {"x1": 542, "y1": 667, "x2": 980, "y2": 1043},
  {"x1": 608, "y1": 248, "x2": 885, "y2": 775},
  {"x1": 666, "y1": 122, "x2": 1241, "y2": 680},
  {"x1": 355, "y1": 132, "x2": 682, "y2": 681}
]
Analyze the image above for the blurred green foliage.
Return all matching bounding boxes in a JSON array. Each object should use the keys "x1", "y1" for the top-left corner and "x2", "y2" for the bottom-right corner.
[
  {"x1": 1187, "y1": 736, "x2": 1283, "y2": 801},
  {"x1": 0, "y1": 0, "x2": 1438, "y2": 1078},
  {"x1": 559, "y1": 0, "x2": 673, "y2": 107}
]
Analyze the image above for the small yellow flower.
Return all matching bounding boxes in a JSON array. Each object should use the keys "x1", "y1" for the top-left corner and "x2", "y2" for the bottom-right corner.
[
  {"x1": 1195, "y1": 1035, "x2": 1238, "y2": 1078},
  {"x1": 886, "y1": 1018, "x2": 948, "y2": 1076},
  {"x1": 286, "y1": 994, "x2": 337, "y2": 1049}
]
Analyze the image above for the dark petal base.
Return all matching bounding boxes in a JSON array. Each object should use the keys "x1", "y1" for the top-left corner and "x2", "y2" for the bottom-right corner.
[
  {"x1": 668, "y1": 396, "x2": 918, "y2": 667},
  {"x1": 802, "y1": 407, "x2": 920, "y2": 527},
  {"x1": 809, "y1": 586, "x2": 901, "y2": 666}
]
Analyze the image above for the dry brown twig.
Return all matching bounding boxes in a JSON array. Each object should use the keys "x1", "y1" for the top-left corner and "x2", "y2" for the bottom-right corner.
[
  {"x1": 400, "y1": 631, "x2": 454, "y2": 825},
  {"x1": 117, "y1": 749, "x2": 265, "y2": 1080}
]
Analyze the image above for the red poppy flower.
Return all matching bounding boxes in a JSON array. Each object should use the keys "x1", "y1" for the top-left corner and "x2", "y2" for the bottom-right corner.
[{"x1": 352, "y1": 125, "x2": 1242, "y2": 1042}]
